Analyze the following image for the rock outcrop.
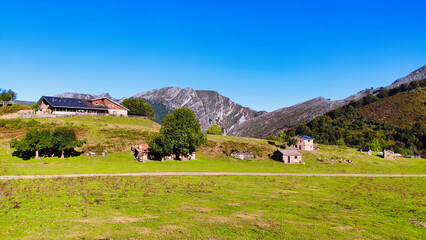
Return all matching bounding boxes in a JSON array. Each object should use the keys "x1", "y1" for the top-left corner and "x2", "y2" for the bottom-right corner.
[{"x1": 134, "y1": 87, "x2": 259, "y2": 132}]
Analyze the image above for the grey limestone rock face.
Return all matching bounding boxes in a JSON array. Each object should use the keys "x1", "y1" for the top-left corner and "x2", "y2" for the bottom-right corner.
[
  {"x1": 54, "y1": 92, "x2": 114, "y2": 100},
  {"x1": 134, "y1": 87, "x2": 259, "y2": 132}
]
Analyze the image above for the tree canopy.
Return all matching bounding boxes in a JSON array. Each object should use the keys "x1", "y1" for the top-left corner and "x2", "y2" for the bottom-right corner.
[
  {"x1": 0, "y1": 89, "x2": 17, "y2": 102},
  {"x1": 206, "y1": 123, "x2": 223, "y2": 135},
  {"x1": 10, "y1": 127, "x2": 84, "y2": 160},
  {"x1": 150, "y1": 107, "x2": 204, "y2": 158},
  {"x1": 121, "y1": 97, "x2": 155, "y2": 119}
]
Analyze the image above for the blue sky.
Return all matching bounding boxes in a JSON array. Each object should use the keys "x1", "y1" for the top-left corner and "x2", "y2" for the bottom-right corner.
[{"x1": 1, "y1": 0, "x2": 425, "y2": 111}]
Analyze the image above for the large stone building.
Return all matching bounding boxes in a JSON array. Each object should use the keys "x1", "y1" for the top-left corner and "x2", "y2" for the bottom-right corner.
[
  {"x1": 91, "y1": 97, "x2": 129, "y2": 116},
  {"x1": 37, "y1": 96, "x2": 128, "y2": 116},
  {"x1": 294, "y1": 135, "x2": 314, "y2": 151}
]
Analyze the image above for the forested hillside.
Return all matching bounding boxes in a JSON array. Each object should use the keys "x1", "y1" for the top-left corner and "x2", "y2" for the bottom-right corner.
[{"x1": 283, "y1": 79, "x2": 426, "y2": 157}]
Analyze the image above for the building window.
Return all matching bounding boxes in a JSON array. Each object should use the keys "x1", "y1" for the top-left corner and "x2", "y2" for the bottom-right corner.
[{"x1": 295, "y1": 156, "x2": 298, "y2": 159}]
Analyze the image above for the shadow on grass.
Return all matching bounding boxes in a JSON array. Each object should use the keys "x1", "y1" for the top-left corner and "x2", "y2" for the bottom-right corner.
[{"x1": 12, "y1": 148, "x2": 83, "y2": 160}]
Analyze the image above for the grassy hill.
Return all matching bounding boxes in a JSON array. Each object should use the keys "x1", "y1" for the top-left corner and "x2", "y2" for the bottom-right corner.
[{"x1": 357, "y1": 87, "x2": 426, "y2": 127}]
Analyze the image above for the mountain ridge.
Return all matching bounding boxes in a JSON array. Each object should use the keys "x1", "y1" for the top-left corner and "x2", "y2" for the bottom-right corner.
[{"x1": 54, "y1": 65, "x2": 426, "y2": 138}]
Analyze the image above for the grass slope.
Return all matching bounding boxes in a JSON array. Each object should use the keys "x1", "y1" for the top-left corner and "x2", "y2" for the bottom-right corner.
[
  {"x1": 357, "y1": 87, "x2": 426, "y2": 127},
  {"x1": 0, "y1": 176, "x2": 424, "y2": 239}
]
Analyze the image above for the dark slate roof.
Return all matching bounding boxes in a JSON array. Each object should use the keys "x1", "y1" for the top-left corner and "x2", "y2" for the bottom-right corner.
[
  {"x1": 358, "y1": 148, "x2": 371, "y2": 152},
  {"x1": 296, "y1": 135, "x2": 314, "y2": 140},
  {"x1": 38, "y1": 96, "x2": 108, "y2": 110},
  {"x1": 275, "y1": 149, "x2": 302, "y2": 156}
]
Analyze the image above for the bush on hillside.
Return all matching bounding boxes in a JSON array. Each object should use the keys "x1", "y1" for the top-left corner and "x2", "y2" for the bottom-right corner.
[{"x1": 206, "y1": 123, "x2": 223, "y2": 135}]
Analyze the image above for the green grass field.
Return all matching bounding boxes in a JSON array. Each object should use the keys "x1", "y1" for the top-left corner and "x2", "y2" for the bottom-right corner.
[
  {"x1": 0, "y1": 116, "x2": 425, "y2": 239},
  {"x1": 0, "y1": 176, "x2": 424, "y2": 239},
  {"x1": 1, "y1": 147, "x2": 425, "y2": 176},
  {"x1": 0, "y1": 116, "x2": 425, "y2": 176}
]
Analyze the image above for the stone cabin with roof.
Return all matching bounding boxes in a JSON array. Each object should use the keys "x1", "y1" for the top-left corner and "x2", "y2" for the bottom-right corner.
[
  {"x1": 273, "y1": 149, "x2": 303, "y2": 164},
  {"x1": 37, "y1": 96, "x2": 128, "y2": 116},
  {"x1": 294, "y1": 135, "x2": 314, "y2": 151}
]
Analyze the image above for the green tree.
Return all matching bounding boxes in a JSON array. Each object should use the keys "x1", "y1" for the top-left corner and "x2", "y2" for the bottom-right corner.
[
  {"x1": 121, "y1": 97, "x2": 155, "y2": 119},
  {"x1": 206, "y1": 123, "x2": 222, "y2": 135},
  {"x1": 276, "y1": 131, "x2": 297, "y2": 147},
  {"x1": 30, "y1": 103, "x2": 40, "y2": 111},
  {"x1": 52, "y1": 127, "x2": 83, "y2": 160},
  {"x1": 7, "y1": 89, "x2": 17, "y2": 101},
  {"x1": 336, "y1": 138, "x2": 346, "y2": 147},
  {"x1": 10, "y1": 129, "x2": 52, "y2": 160},
  {"x1": 150, "y1": 107, "x2": 204, "y2": 159},
  {"x1": 368, "y1": 138, "x2": 381, "y2": 152}
]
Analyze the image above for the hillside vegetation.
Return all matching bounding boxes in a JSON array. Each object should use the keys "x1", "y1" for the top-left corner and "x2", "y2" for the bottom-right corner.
[
  {"x1": 284, "y1": 79, "x2": 426, "y2": 157},
  {"x1": 357, "y1": 87, "x2": 426, "y2": 127}
]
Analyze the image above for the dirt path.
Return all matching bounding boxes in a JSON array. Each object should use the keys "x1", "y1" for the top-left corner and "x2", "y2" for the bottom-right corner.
[{"x1": 0, "y1": 172, "x2": 425, "y2": 179}]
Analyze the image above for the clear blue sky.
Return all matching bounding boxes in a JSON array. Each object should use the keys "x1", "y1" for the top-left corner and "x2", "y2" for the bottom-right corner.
[{"x1": 1, "y1": 0, "x2": 425, "y2": 111}]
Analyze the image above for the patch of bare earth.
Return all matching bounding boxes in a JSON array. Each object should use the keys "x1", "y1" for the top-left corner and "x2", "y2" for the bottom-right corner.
[{"x1": 75, "y1": 214, "x2": 157, "y2": 224}]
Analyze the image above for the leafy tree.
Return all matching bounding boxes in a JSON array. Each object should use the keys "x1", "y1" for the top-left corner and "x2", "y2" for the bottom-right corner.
[
  {"x1": 121, "y1": 97, "x2": 155, "y2": 119},
  {"x1": 206, "y1": 123, "x2": 222, "y2": 135},
  {"x1": 10, "y1": 129, "x2": 52, "y2": 160},
  {"x1": 336, "y1": 138, "x2": 346, "y2": 147},
  {"x1": 7, "y1": 89, "x2": 17, "y2": 100},
  {"x1": 368, "y1": 138, "x2": 381, "y2": 152},
  {"x1": 150, "y1": 107, "x2": 204, "y2": 159},
  {"x1": 276, "y1": 131, "x2": 297, "y2": 147},
  {"x1": 52, "y1": 127, "x2": 83, "y2": 160},
  {"x1": 30, "y1": 103, "x2": 40, "y2": 110},
  {"x1": 0, "y1": 89, "x2": 16, "y2": 102}
]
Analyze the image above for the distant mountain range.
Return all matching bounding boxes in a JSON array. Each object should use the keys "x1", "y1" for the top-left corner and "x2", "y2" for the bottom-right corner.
[{"x1": 55, "y1": 65, "x2": 426, "y2": 138}]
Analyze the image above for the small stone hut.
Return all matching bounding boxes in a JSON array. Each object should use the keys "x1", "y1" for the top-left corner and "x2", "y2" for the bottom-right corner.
[
  {"x1": 383, "y1": 149, "x2": 395, "y2": 160},
  {"x1": 131, "y1": 144, "x2": 151, "y2": 162},
  {"x1": 358, "y1": 148, "x2": 372, "y2": 155},
  {"x1": 273, "y1": 149, "x2": 303, "y2": 164}
]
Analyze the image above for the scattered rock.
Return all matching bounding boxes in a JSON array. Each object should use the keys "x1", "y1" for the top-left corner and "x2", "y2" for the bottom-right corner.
[{"x1": 230, "y1": 150, "x2": 254, "y2": 160}]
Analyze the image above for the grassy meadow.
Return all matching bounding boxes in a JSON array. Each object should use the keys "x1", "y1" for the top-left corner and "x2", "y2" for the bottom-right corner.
[
  {"x1": 0, "y1": 116, "x2": 425, "y2": 175},
  {"x1": 0, "y1": 176, "x2": 424, "y2": 239},
  {"x1": 0, "y1": 116, "x2": 425, "y2": 239}
]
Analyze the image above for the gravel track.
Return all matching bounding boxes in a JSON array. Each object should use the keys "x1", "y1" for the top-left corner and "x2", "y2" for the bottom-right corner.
[{"x1": 0, "y1": 172, "x2": 425, "y2": 179}]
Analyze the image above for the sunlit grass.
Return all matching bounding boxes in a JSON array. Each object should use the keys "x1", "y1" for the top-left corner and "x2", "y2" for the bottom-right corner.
[{"x1": 0, "y1": 176, "x2": 424, "y2": 239}]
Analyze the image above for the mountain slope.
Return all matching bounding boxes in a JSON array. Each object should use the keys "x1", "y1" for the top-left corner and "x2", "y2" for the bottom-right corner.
[
  {"x1": 134, "y1": 87, "x2": 260, "y2": 132},
  {"x1": 227, "y1": 97, "x2": 345, "y2": 138},
  {"x1": 54, "y1": 65, "x2": 425, "y2": 138},
  {"x1": 356, "y1": 87, "x2": 426, "y2": 128},
  {"x1": 54, "y1": 92, "x2": 115, "y2": 100},
  {"x1": 227, "y1": 65, "x2": 426, "y2": 138}
]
